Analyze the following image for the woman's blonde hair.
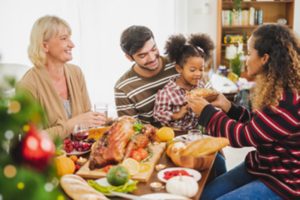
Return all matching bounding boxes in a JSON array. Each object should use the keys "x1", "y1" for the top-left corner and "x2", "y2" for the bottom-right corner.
[
  {"x1": 251, "y1": 24, "x2": 300, "y2": 110},
  {"x1": 28, "y1": 15, "x2": 71, "y2": 68}
]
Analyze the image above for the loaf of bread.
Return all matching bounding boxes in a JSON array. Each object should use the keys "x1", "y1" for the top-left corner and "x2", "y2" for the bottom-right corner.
[
  {"x1": 181, "y1": 137, "x2": 229, "y2": 157},
  {"x1": 166, "y1": 137, "x2": 229, "y2": 170},
  {"x1": 60, "y1": 174, "x2": 108, "y2": 200},
  {"x1": 189, "y1": 88, "x2": 218, "y2": 102}
]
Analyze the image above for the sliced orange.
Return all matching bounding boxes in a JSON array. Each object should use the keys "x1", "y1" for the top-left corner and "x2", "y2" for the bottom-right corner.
[
  {"x1": 139, "y1": 163, "x2": 151, "y2": 173},
  {"x1": 121, "y1": 158, "x2": 140, "y2": 176}
]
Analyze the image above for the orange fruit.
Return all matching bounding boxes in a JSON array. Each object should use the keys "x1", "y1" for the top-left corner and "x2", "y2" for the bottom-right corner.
[
  {"x1": 156, "y1": 127, "x2": 175, "y2": 142},
  {"x1": 55, "y1": 155, "x2": 75, "y2": 176}
]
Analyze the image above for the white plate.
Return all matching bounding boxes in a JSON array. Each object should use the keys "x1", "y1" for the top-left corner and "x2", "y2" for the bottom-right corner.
[
  {"x1": 157, "y1": 167, "x2": 201, "y2": 183},
  {"x1": 96, "y1": 177, "x2": 134, "y2": 186},
  {"x1": 174, "y1": 134, "x2": 210, "y2": 142},
  {"x1": 140, "y1": 193, "x2": 189, "y2": 200},
  {"x1": 174, "y1": 134, "x2": 191, "y2": 142},
  {"x1": 95, "y1": 177, "x2": 111, "y2": 187},
  {"x1": 95, "y1": 178, "x2": 134, "y2": 196},
  {"x1": 66, "y1": 149, "x2": 91, "y2": 156}
]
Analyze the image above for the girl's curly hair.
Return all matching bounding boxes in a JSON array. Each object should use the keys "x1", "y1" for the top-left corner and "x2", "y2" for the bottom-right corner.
[
  {"x1": 251, "y1": 24, "x2": 300, "y2": 110},
  {"x1": 164, "y1": 33, "x2": 214, "y2": 67}
]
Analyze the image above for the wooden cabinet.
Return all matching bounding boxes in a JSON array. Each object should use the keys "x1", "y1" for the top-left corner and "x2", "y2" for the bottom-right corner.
[{"x1": 216, "y1": 0, "x2": 295, "y2": 68}]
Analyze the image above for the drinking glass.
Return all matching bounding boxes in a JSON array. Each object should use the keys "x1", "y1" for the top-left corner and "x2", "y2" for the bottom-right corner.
[
  {"x1": 72, "y1": 124, "x2": 89, "y2": 141},
  {"x1": 94, "y1": 102, "x2": 108, "y2": 118},
  {"x1": 187, "y1": 129, "x2": 203, "y2": 141}
]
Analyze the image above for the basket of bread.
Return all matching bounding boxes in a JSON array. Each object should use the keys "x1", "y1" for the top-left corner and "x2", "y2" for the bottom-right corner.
[
  {"x1": 188, "y1": 88, "x2": 219, "y2": 102},
  {"x1": 166, "y1": 137, "x2": 229, "y2": 170}
]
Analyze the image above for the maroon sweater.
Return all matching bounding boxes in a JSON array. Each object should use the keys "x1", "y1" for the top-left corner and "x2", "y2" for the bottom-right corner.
[{"x1": 199, "y1": 90, "x2": 300, "y2": 199}]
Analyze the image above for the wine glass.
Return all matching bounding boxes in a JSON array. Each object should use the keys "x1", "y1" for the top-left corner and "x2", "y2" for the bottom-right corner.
[{"x1": 72, "y1": 124, "x2": 89, "y2": 141}]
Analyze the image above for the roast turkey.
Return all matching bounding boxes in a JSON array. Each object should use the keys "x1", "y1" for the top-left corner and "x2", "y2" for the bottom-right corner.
[{"x1": 88, "y1": 116, "x2": 156, "y2": 169}]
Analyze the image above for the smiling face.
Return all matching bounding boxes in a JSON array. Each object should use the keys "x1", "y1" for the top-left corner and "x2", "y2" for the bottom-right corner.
[
  {"x1": 176, "y1": 56, "x2": 205, "y2": 88},
  {"x1": 43, "y1": 27, "x2": 75, "y2": 65},
  {"x1": 246, "y1": 36, "x2": 269, "y2": 77},
  {"x1": 130, "y1": 38, "x2": 160, "y2": 71}
]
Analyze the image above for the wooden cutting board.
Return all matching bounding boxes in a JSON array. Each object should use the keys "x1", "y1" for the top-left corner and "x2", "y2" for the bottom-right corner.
[{"x1": 76, "y1": 142, "x2": 166, "y2": 182}]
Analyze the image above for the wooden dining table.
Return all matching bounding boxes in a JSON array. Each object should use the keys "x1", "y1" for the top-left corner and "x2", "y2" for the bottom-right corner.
[{"x1": 110, "y1": 151, "x2": 217, "y2": 200}]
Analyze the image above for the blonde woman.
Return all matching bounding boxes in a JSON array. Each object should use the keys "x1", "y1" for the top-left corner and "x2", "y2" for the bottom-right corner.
[
  {"x1": 18, "y1": 15, "x2": 106, "y2": 139},
  {"x1": 188, "y1": 24, "x2": 300, "y2": 199}
]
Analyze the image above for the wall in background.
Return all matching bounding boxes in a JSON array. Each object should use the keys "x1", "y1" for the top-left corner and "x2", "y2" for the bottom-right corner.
[
  {"x1": 0, "y1": 0, "x2": 176, "y2": 116},
  {"x1": 0, "y1": 0, "x2": 299, "y2": 116}
]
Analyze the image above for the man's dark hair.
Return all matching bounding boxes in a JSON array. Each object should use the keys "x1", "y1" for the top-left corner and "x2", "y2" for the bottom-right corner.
[{"x1": 120, "y1": 25, "x2": 154, "y2": 56}]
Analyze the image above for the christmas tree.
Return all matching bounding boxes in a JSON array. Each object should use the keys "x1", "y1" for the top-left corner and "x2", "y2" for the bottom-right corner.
[{"x1": 0, "y1": 66, "x2": 65, "y2": 200}]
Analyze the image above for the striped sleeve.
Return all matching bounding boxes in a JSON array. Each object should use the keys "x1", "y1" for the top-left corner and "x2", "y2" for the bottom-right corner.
[
  {"x1": 153, "y1": 89, "x2": 173, "y2": 126},
  {"x1": 114, "y1": 86, "x2": 138, "y2": 118},
  {"x1": 199, "y1": 102, "x2": 296, "y2": 148},
  {"x1": 227, "y1": 102, "x2": 251, "y2": 122}
]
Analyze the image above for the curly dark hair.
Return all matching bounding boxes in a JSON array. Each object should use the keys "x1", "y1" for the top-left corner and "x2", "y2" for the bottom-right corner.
[
  {"x1": 251, "y1": 24, "x2": 300, "y2": 110},
  {"x1": 164, "y1": 33, "x2": 214, "y2": 67},
  {"x1": 120, "y1": 25, "x2": 154, "y2": 56}
]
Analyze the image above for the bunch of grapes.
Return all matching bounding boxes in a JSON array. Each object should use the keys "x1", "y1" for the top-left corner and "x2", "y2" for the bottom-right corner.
[
  {"x1": 63, "y1": 138, "x2": 94, "y2": 153},
  {"x1": 63, "y1": 138, "x2": 74, "y2": 153}
]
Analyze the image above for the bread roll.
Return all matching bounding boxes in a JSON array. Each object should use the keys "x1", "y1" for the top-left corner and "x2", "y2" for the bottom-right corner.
[
  {"x1": 60, "y1": 174, "x2": 108, "y2": 200},
  {"x1": 181, "y1": 137, "x2": 229, "y2": 157},
  {"x1": 166, "y1": 137, "x2": 229, "y2": 170},
  {"x1": 189, "y1": 88, "x2": 218, "y2": 102}
]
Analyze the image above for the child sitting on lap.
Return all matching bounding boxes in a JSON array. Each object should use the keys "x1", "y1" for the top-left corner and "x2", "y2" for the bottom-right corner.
[{"x1": 153, "y1": 33, "x2": 214, "y2": 131}]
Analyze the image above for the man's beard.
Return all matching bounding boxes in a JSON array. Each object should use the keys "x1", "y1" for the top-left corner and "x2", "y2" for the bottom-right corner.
[{"x1": 136, "y1": 54, "x2": 160, "y2": 71}]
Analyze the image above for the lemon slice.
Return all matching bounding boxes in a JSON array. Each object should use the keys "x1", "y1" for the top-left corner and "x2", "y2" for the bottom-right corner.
[
  {"x1": 121, "y1": 158, "x2": 140, "y2": 175},
  {"x1": 139, "y1": 163, "x2": 151, "y2": 173}
]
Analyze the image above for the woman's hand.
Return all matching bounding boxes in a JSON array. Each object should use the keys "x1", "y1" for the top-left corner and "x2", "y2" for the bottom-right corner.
[
  {"x1": 172, "y1": 104, "x2": 189, "y2": 120},
  {"x1": 210, "y1": 93, "x2": 231, "y2": 113},
  {"x1": 186, "y1": 95, "x2": 209, "y2": 116},
  {"x1": 68, "y1": 111, "x2": 107, "y2": 130}
]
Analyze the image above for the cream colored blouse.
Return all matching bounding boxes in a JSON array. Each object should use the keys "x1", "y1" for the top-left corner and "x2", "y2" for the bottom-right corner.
[{"x1": 17, "y1": 64, "x2": 91, "y2": 139}]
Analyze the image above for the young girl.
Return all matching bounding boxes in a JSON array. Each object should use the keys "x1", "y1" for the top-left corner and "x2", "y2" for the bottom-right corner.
[
  {"x1": 153, "y1": 33, "x2": 214, "y2": 131},
  {"x1": 188, "y1": 24, "x2": 300, "y2": 199}
]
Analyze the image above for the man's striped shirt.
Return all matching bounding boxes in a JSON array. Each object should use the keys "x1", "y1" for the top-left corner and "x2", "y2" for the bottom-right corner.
[{"x1": 114, "y1": 56, "x2": 178, "y2": 125}]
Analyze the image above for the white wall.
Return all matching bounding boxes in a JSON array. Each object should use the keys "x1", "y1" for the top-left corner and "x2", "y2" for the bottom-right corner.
[
  {"x1": 1, "y1": 0, "x2": 300, "y2": 116},
  {"x1": 0, "y1": 0, "x2": 176, "y2": 116},
  {"x1": 294, "y1": 0, "x2": 300, "y2": 35}
]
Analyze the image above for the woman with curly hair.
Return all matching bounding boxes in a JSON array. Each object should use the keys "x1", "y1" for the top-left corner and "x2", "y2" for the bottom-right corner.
[{"x1": 188, "y1": 24, "x2": 300, "y2": 199}]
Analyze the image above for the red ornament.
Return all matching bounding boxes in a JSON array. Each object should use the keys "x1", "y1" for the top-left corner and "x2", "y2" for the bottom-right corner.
[{"x1": 21, "y1": 124, "x2": 55, "y2": 171}]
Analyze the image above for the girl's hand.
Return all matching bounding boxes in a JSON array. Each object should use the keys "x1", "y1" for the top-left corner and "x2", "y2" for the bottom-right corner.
[
  {"x1": 210, "y1": 93, "x2": 231, "y2": 113},
  {"x1": 172, "y1": 104, "x2": 189, "y2": 120},
  {"x1": 186, "y1": 95, "x2": 209, "y2": 116}
]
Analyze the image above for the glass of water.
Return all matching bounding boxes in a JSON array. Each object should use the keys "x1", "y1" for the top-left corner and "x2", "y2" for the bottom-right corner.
[
  {"x1": 187, "y1": 129, "x2": 203, "y2": 141},
  {"x1": 94, "y1": 102, "x2": 108, "y2": 117}
]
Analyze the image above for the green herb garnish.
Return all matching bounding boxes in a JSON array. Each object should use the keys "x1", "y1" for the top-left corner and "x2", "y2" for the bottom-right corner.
[{"x1": 133, "y1": 122, "x2": 144, "y2": 133}]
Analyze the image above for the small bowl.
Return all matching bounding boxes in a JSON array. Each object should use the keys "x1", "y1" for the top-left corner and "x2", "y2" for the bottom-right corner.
[
  {"x1": 155, "y1": 164, "x2": 166, "y2": 171},
  {"x1": 150, "y1": 182, "x2": 164, "y2": 192}
]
